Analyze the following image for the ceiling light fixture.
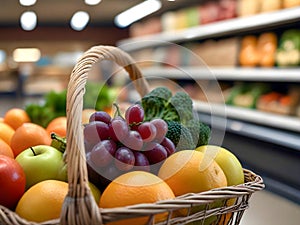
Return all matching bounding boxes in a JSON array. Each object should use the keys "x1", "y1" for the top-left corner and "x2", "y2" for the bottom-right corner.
[
  {"x1": 20, "y1": 11, "x2": 37, "y2": 31},
  {"x1": 70, "y1": 11, "x2": 90, "y2": 31},
  {"x1": 19, "y1": 0, "x2": 37, "y2": 6},
  {"x1": 84, "y1": 0, "x2": 102, "y2": 6},
  {"x1": 114, "y1": 0, "x2": 162, "y2": 28},
  {"x1": 13, "y1": 48, "x2": 41, "y2": 62}
]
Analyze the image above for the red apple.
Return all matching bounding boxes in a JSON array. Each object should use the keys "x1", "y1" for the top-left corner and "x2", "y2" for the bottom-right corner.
[{"x1": 0, "y1": 155, "x2": 26, "y2": 210}]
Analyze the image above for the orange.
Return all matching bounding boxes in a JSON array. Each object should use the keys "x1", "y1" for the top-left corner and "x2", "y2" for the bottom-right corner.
[
  {"x1": 15, "y1": 180, "x2": 68, "y2": 222},
  {"x1": 158, "y1": 150, "x2": 227, "y2": 197},
  {"x1": 3, "y1": 108, "x2": 31, "y2": 130},
  {"x1": 0, "y1": 117, "x2": 3, "y2": 123},
  {"x1": 0, "y1": 122, "x2": 15, "y2": 145},
  {"x1": 0, "y1": 138, "x2": 14, "y2": 158},
  {"x1": 46, "y1": 116, "x2": 67, "y2": 137},
  {"x1": 99, "y1": 171, "x2": 175, "y2": 225},
  {"x1": 10, "y1": 123, "x2": 52, "y2": 157}
]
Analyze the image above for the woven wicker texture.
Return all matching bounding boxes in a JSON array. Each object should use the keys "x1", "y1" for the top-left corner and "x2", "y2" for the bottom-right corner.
[{"x1": 0, "y1": 45, "x2": 264, "y2": 225}]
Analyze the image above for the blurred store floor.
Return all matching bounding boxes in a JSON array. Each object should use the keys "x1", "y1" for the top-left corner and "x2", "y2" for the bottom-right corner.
[{"x1": 241, "y1": 190, "x2": 300, "y2": 225}]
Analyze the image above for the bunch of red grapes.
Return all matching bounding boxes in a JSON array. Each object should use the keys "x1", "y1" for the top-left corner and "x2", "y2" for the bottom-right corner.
[{"x1": 84, "y1": 104, "x2": 176, "y2": 179}]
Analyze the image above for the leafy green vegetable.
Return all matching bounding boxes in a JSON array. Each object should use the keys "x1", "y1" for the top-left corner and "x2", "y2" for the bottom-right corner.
[{"x1": 25, "y1": 90, "x2": 67, "y2": 128}]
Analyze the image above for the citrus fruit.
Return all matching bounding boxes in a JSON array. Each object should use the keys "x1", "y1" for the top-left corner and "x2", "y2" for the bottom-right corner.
[
  {"x1": 10, "y1": 123, "x2": 52, "y2": 157},
  {"x1": 3, "y1": 108, "x2": 31, "y2": 130},
  {"x1": 196, "y1": 145, "x2": 244, "y2": 186},
  {"x1": 158, "y1": 150, "x2": 227, "y2": 196},
  {"x1": 89, "y1": 182, "x2": 101, "y2": 203},
  {"x1": 0, "y1": 122, "x2": 15, "y2": 145},
  {"x1": 99, "y1": 171, "x2": 175, "y2": 225},
  {"x1": 0, "y1": 138, "x2": 14, "y2": 158},
  {"x1": 0, "y1": 155, "x2": 26, "y2": 210},
  {"x1": 15, "y1": 180, "x2": 68, "y2": 222},
  {"x1": 46, "y1": 116, "x2": 67, "y2": 137}
]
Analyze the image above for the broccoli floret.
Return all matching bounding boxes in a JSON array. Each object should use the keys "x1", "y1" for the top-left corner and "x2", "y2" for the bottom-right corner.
[
  {"x1": 165, "y1": 121, "x2": 195, "y2": 151},
  {"x1": 142, "y1": 87, "x2": 179, "y2": 122},
  {"x1": 141, "y1": 87, "x2": 194, "y2": 125},
  {"x1": 169, "y1": 91, "x2": 194, "y2": 125},
  {"x1": 186, "y1": 119, "x2": 211, "y2": 147}
]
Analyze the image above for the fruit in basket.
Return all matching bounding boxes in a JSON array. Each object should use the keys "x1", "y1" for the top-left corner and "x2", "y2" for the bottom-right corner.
[
  {"x1": 15, "y1": 180, "x2": 68, "y2": 222},
  {"x1": 85, "y1": 103, "x2": 176, "y2": 182},
  {"x1": 0, "y1": 155, "x2": 26, "y2": 209},
  {"x1": 15, "y1": 145, "x2": 67, "y2": 189},
  {"x1": 46, "y1": 116, "x2": 67, "y2": 137},
  {"x1": 0, "y1": 122, "x2": 15, "y2": 145},
  {"x1": 99, "y1": 171, "x2": 175, "y2": 225},
  {"x1": 0, "y1": 138, "x2": 14, "y2": 158},
  {"x1": 10, "y1": 123, "x2": 52, "y2": 157},
  {"x1": 158, "y1": 150, "x2": 227, "y2": 196},
  {"x1": 196, "y1": 145, "x2": 244, "y2": 186},
  {"x1": 3, "y1": 108, "x2": 31, "y2": 130}
]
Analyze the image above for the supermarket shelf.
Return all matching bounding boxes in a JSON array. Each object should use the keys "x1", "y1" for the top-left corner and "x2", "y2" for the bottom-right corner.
[
  {"x1": 193, "y1": 100, "x2": 300, "y2": 133},
  {"x1": 141, "y1": 67, "x2": 300, "y2": 81},
  {"x1": 118, "y1": 7, "x2": 300, "y2": 51}
]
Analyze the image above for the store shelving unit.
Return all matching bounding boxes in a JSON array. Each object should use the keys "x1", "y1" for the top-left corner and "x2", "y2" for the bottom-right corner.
[
  {"x1": 118, "y1": 6, "x2": 300, "y2": 51},
  {"x1": 141, "y1": 67, "x2": 300, "y2": 82},
  {"x1": 117, "y1": 6, "x2": 300, "y2": 204}
]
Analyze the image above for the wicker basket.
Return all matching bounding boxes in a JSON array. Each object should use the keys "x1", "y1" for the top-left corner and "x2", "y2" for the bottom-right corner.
[{"x1": 0, "y1": 45, "x2": 265, "y2": 225}]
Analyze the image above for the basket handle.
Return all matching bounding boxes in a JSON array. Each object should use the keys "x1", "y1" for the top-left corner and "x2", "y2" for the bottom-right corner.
[{"x1": 60, "y1": 45, "x2": 150, "y2": 225}]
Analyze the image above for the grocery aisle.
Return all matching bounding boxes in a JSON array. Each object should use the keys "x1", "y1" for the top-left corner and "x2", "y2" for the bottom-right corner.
[{"x1": 241, "y1": 190, "x2": 300, "y2": 225}]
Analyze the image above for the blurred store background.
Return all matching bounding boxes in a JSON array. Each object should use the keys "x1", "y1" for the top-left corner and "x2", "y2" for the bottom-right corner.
[{"x1": 0, "y1": 1, "x2": 300, "y2": 224}]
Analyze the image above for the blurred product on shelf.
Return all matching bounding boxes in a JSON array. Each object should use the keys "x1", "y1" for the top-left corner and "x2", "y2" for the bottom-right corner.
[
  {"x1": 239, "y1": 35, "x2": 260, "y2": 67},
  {"x1": 283, "y1": 0, "x2": 300, "y2": 8},
  {"x1": 239, "y1": 32, "x2": 278, "y2": 67},
  {"x1": 276, "y1": 29, "x2": 300, "y2": 67},
  {"x1": 257, "y1": 86, "x2": 300, "y2": 115},
  {"x1": 129, "y1": 0, "x2": 300, "y2": 38}
]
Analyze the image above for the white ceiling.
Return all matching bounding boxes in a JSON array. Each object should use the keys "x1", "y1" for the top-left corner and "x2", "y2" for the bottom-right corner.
[{"x1": 0, "y1": 0, "x2": 201, "y2": 27}]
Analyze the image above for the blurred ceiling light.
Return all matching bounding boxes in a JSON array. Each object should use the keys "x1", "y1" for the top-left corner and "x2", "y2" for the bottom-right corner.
[
  {"x1": 70, "y1": 11, "x2": 90, "y2": 31},
  {"x1": 19, "y1": 0, "x2": 37, "y2": 6},
  {"x1": 114, "y1": 0, "x2": 162, "y2": 28},
  {"x1": 13, "y1": 48, "x2": 41, "y2": 62},
  {"x1": 20, "y1": 11, "x2": 37, "y2": 31},
  {"x1": 84, "y1": 0, "x2": 102, "y2": 6}
]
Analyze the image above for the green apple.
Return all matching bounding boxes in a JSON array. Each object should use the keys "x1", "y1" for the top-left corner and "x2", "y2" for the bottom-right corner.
[
  {"x1": 15, "y1": 145, "x2": 67, "y2": 189},
  {"x1": 89, "y1": 182, "x2": 101, "y2": 204},
  {"x1": 195, "y1": 145, "x2": 244, "y2": 186}
]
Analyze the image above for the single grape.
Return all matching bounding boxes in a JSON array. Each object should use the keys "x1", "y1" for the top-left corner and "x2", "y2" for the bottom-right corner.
[
  {"x1": 122, "y1": 130, "x2": 143, "y2": 150},
  {"x1": 142, "y1": 141, "x2": 157, "y2": 151},
  {"x1": 108, "y1": 116, "x2": 129, "y2": 142},
  {"x1": 89, "y1": 111, "x2": 111, "y2": 124},
  {"x1": 114, "y1": 147, "x2": 135, "y2": 171},
  {"x1": 137, "y1": 122, "x2": 157, "y2": 142},
  {"x1": 144, "y1": 143, "x2": 168, "y2": 164},
  {"x1": 125, "y1": 104, "x2": 144, "y2": 125},
  {"x1": 160, "y1": 137, "x2": 176, "y2": 156},
  {"x1": 84, "y1": 121, "x2": 110, "y2": 144},
  {"x1": 133, "y1": 151, "x2": 150, "y2": 172},
  {"x1": 150, "y1": 118, "x2": 168, "y2": 143},
  {"x1": 88, "y1": 140, "x2": 117, "y2": 168}
]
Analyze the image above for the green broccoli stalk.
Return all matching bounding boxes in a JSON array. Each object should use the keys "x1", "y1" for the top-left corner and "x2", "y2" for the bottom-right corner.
[
  {"x1": 186, "y1": 119, "x2": 211, "y2": 147},
  {"x1": 165, "y1": 121, "x2": 195, "y2": 151}
]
